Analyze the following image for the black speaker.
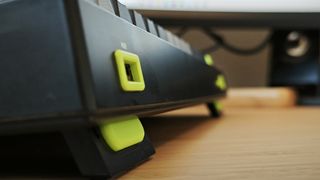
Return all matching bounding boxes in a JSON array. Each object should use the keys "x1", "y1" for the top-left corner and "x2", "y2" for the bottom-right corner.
[{"x1": 269, "y1": 30, "x2": 320, "y2": 104}]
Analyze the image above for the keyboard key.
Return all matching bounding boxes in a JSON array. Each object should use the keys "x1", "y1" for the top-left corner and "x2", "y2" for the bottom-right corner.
[
  {"x1": 180, "y1": 39, "x2": 192, "y2": 55},
  {"x1": 109, "y1": 0, "x2": 119, "y2": 15},
  {"x1": 166, "y1": 30, "x2": 175, "y2": 45},
  {"x1": 172, "y1": 35, "x2": 181, "y2": 48},
  {"x1": 157, "y1": 25, "x2": 168, "y2": 41},
  {"x1": 145, "y1": 18, "x2": 157, "y2": 36},
  {"x1": 133, "y1": 11, "x2": 147, "y2": 31},
  {"x1": 117, "y1": 2, "x2": 132, "y2": 23},
  {"x1": 96, "y1": 0, "x2": 115, "y2": 13}
]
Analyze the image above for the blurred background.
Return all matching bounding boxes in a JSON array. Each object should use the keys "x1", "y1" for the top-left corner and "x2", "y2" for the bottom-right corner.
[{"x1": 168, "y1": 28, "x2": 270, "y2": 87}]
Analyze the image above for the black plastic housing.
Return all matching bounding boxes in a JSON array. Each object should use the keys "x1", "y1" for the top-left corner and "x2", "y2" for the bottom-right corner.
[
  {"x1": 0, "y1": 0, "x2": 226, "y2": 133},
  {"x1": 0, "y1": 0, "x2": 226, "y2": 178}
]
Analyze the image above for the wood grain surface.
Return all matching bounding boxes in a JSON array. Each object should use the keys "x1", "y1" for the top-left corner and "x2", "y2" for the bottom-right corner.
[
  {"x1": 120, "y1": 105, "x2": 320, "y2": 180},
  {"x1": 222, "y1": 88, "x2": 297, "y2": 107}
]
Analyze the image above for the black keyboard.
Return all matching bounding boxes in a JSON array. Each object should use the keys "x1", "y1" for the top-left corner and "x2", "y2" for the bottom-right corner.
[{"x1": 0, "y1": 0, "x2": 227, "y2": 178}]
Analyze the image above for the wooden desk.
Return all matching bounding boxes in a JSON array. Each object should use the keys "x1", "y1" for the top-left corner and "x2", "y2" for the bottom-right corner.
[{"x1": 120, "y1": 105, "x2": 320, "y2": 180}]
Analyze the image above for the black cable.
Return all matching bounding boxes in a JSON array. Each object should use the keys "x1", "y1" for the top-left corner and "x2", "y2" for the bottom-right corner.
[{"x1": 202, "y1": 28, "x2": 272, "y2": 55}]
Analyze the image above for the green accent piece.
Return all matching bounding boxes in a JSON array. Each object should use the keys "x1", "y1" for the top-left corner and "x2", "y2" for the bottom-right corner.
[
  {"x1": 204, "y1": 54, "x2": 214, "y2": 66},
  {"x1": 114, "y1": 49, "x2": 145, "y2": 91},
  {"x1": 99, "y1": 115, "x2": 145, "y2": 151},
  {"x1": 215, "y1": 75, "x2": 227, "y2": 90},
  {"x1": 214, "y1": 101, "x2": 223, "y2": 112}
]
